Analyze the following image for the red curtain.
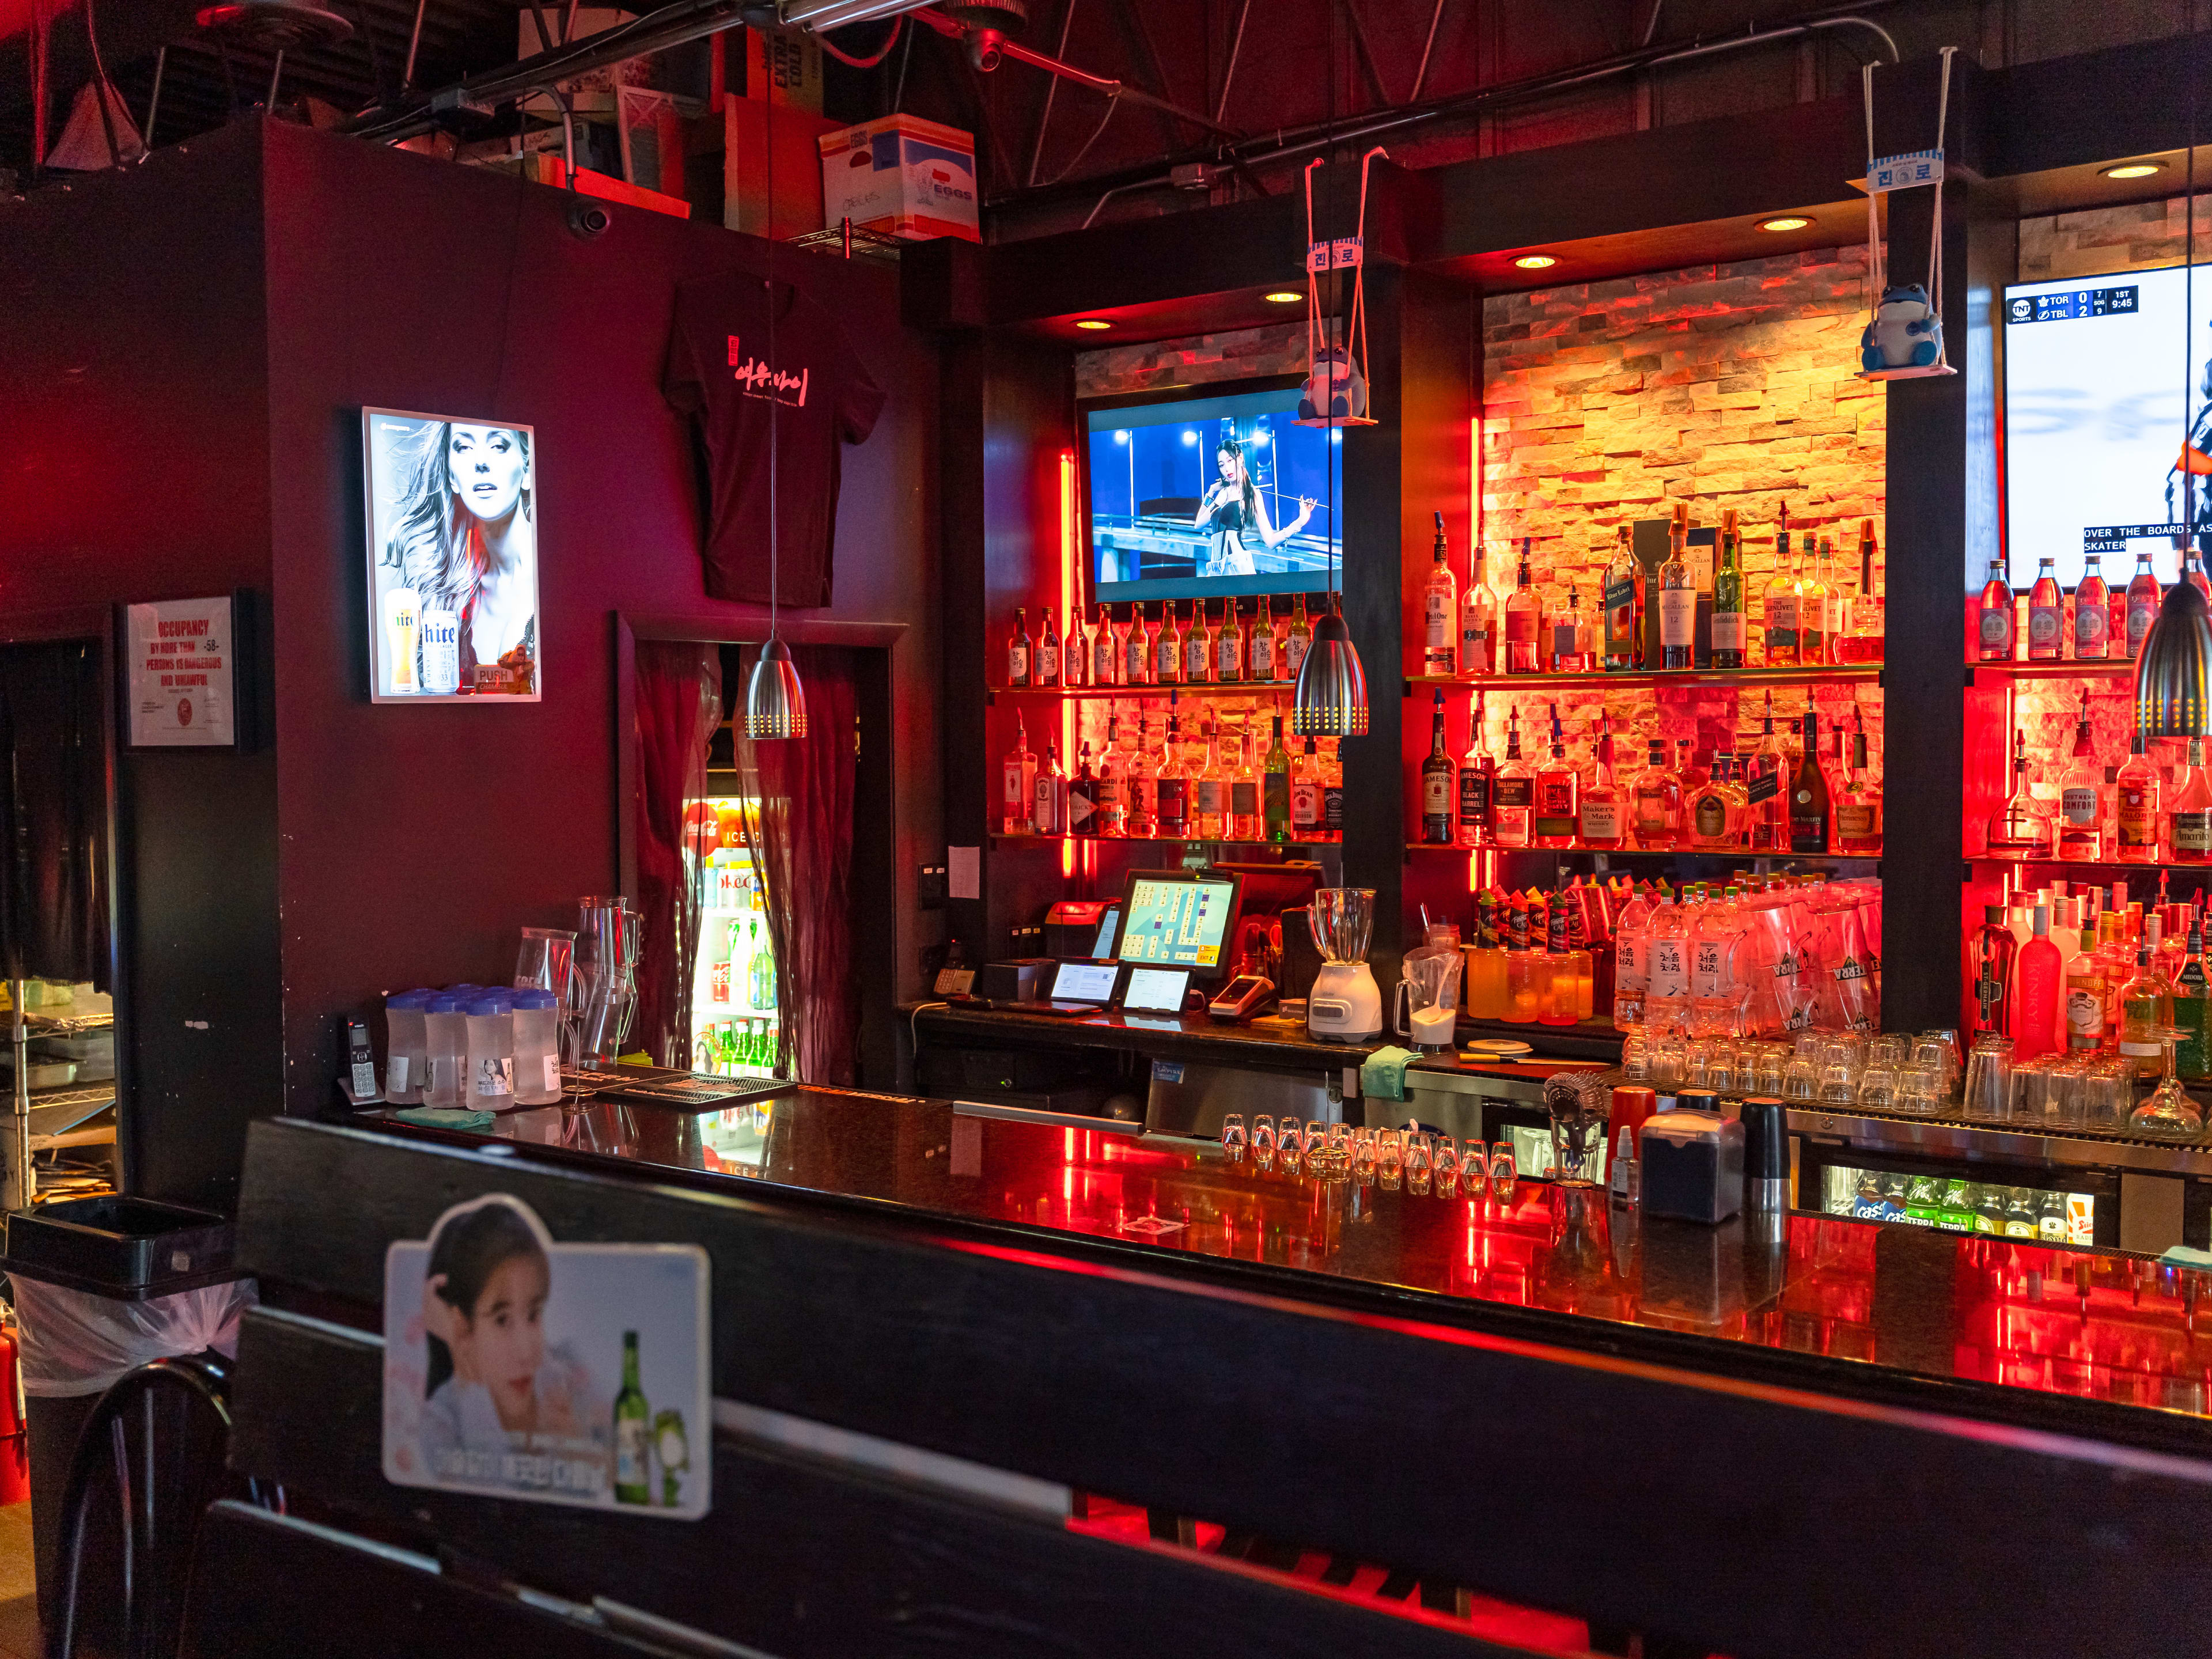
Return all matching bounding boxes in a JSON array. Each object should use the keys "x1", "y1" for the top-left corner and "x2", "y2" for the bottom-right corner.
[
  {"x1": 734, "y1": 646, "x2": 858, "y2": 1085},
  {"x1": 632, "y1": 641, "x2": 722, "y2": 1068}
]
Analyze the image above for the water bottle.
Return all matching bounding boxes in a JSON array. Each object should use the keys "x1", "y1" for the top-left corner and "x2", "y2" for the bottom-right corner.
[
  {"x1": 384, "y1": 990, "x2": 434, "y2": 1104},
  {"x1": 512, "y1": 989, "x2": 562, "y2": 1105},
  {"x1": 422, "y1": 994, "x2": 468, "y2": 1109},
  {"x1": 464, "y1": 994, "x2": 515, "y2": 1108}
]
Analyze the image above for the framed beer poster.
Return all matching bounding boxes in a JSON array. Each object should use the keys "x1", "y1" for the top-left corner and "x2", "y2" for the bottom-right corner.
[{"x1": 362, "y1": 407, "x2": 541, "y2": 702}]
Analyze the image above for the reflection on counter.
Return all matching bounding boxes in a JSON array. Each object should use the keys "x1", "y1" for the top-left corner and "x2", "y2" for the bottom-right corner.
[{"x1": 441, "y1": 1090, "x2": 2212, "y2": 1430}]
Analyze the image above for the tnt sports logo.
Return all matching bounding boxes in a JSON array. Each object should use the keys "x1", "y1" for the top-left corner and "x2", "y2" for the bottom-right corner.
[
  {"x1": 2010, "y1": 297, "x2": 2033, "y2": 323},
  {"x1": 177, "y1": 698, "x2": 194, "y2": 727}
]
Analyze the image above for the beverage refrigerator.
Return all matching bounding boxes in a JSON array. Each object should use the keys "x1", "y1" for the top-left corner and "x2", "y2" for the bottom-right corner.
[
  {"x1": 1794, "y1": 1139, "x2": 2119, "y2": 1249},
  {"x1": 690, "y1": 798, "x2": 781, "y2": 1082}
]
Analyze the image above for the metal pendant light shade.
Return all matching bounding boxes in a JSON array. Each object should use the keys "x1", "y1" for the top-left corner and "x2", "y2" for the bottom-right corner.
[
  {"x1": 1291, "y1": 604, "x2": 1369, "y2": 737},
  {"x1": 2135, "y1": 567, "x2": 2212, "y2": 737},
  {"x1": 745, "y1": 638, "x2": 808, "y2": 739}
]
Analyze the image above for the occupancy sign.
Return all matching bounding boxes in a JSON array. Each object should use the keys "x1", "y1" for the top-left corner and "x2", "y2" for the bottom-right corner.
[{"x1": 126, "y1": 596, "x2": 234, "y2": 747}]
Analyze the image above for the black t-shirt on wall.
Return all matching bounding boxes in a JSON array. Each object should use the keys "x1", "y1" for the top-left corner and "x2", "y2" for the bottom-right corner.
[{"x1": 663, "y1": 273, "x2": 885, "y2": 607}]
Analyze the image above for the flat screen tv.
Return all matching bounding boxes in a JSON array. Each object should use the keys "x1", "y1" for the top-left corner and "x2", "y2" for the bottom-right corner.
[
  {"x1": 1082, "y1": 378, "x2": 1339, "y2": 604},
  {"x1": 2002, "y1": 265, "x2": 2212, "y2": 591}
]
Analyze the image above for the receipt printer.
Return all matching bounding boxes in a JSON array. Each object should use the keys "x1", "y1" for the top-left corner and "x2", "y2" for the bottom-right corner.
[
  {"x1": 976, "y1": 959, "x2": 1057, "y2": 1003},
  {"x1": 1043, "y1": 899, "x2": 1117, "y2": 960}
]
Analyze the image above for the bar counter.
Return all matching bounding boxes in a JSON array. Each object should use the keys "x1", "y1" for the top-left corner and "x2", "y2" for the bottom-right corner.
[{"x1": 382, "y1": 1085, "x2": 2212, "y2": 1459}]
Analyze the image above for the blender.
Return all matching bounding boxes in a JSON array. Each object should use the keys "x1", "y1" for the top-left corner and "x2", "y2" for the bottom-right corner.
[{"x1": 1306, "y1": 888, "x2": 1382, "y2": 1040}]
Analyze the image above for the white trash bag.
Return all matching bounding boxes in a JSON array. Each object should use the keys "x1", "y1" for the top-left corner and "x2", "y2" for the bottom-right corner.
[{"x1": 9, "y1": 1276, "x2": 257, "y2": 1398}]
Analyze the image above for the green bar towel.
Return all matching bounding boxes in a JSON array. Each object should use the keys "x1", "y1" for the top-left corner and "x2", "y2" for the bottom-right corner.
[
  {"x1": 393, "y1": 1106, "x2": 496, "y2": 1130},
  {"x1": 1361, "y1": 1046, "x2": 1420, "y2": 1103}
]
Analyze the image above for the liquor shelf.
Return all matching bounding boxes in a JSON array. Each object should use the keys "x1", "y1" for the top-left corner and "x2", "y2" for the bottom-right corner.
[
  {"x1": 1967, "y1": 660, "x2": 2135, "y2": 682},
  {"x1": 1404, "y1": 665, "x2": 1883, "y2": 694},
  {"x1": 1970, "y1": 854, "x2": 2212, "y2": 873},
  {"x1": 1406, "y1": 840, "x2": 1878, "y2": 861},
  {"x1": 993, "y1": 832, "x2": 1340, "y2": 850},
  {"x1": 989, "y1": 681, "x2": 1301, "y2": 701}
]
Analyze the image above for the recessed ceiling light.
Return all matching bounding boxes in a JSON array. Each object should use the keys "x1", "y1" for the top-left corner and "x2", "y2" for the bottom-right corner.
[
  {"x1": 1758, "y1": 215, "x2": 1812, "y2": 233},
  {"x1": 1263, "y1": 290, "x2": 1304, "y2": 304},
  {"x1": 1075, "y1": 319, "x2": 1112, "y2": 331},
  {"x1": 2104, "y1": 161, "x2": 2165, "y2": 180},
  {"x1": 1513, "y1": 254, "x2": 1558, "y2": 270}
]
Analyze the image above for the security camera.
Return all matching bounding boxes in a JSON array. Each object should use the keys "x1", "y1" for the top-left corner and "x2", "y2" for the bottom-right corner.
[
  {"x1": 567, "y1": 198, "x2": 611, "y2": 240},
  {"x1": 967, "y1": 26, "x2": 1005, "y2": 71}
]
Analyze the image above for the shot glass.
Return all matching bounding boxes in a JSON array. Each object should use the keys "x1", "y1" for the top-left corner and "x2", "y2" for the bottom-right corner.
[
  {"x1": 1377, "y1": 1128, "x2": 1404, "y2": 1190},
  {"x1": 1895, "y1": 1060, "x2": 1943, "y2": 1117},
  {"x1": 1782, "y1": 1057, "x2": 1820, "y2": 1103},
  {"x1": 1278, "y1": 1120, "x2": 1305, "y2": 1176},
  {"x1": 2080, "y1": 1059, "x2": 2133, "y2": 1132},
  {"x1": 1252, "y1": 1114, "x2": 1277, "y2": 1171},
  {"x1": 1855, "y1": 1064, "x2": 1897, "y2": 1112},
  {"x1": 1817, "y1": 1041, "x2": 1859, "y2": 1105},
  {"x1": 1487, "y1": 1141, "x2": 1518, "y2": 1206},
  {"x1": 1406, "y1": 1132, "x2": 1434, "y2": 1195},
  {"x1": 1352, "y1": 1127, "x2": 1377, "y2": 1183},
  {"x1": 1650, "y1": 1036, "x2": 1687, "y2": 1093},
  {"x1": 1434, "y1": 1137, "x2": 1461, "y2": 1196},
  {"x1": 1221, "y1": 1113, "x2": 1247, "y2": 1164},
  {"x1": 1961, "y1": 1035, "x2": 2013, "y2": 1122},
  {"x1": 1753, "y1": 1044, "x2": 1787, "y2": 1097}
]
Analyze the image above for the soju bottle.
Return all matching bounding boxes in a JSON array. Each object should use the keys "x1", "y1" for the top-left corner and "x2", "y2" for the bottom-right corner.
[
  {"x1": 1263, "y1": 714, "x2": 1292, "y2": 842},
  {"x1": 614, "y1": 1330, "x2": 652, "y2": 1504}
]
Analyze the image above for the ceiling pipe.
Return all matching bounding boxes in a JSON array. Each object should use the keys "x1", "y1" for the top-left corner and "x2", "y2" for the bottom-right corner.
[
  {"x1": 908, "y1": 5, "x2": 1239, "y2": 140},
  {"x1": 994, "y1": 0, "x2": 1908, "y2": 212}
]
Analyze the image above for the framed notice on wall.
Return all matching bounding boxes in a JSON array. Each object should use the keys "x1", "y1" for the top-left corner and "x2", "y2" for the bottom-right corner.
[
  {"x1": 362, "y1": 408, "x2": 541, "y2": 703},
  {"x1": 125, "y1": 596, "x2": 236, "y2": 747}
]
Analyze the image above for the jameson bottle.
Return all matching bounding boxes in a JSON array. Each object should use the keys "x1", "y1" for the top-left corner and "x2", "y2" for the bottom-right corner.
[
  {"x1": 614, "y1": 1331, "x2": 651, "y2": 1505},
  {"x1": 1421, "y1": 690, "x2": 1453, "y2": 843}
]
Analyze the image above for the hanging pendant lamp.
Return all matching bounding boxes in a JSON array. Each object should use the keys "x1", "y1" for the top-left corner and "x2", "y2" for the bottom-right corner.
[
  {"x1": 2138, "y1": 18, "x2": 2211, "y2": 740},
  {"x1": 745, "y1": 127, "x2": 805, "y2": 738}
]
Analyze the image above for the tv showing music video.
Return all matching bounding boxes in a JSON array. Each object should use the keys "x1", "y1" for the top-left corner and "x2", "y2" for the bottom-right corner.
[
  {"x1": 1085, "y1": 385, "x2": 1337, "y2": 603},
  {"x1": 2004, "y1": 265, "x2": 2212, "y2": 590}
]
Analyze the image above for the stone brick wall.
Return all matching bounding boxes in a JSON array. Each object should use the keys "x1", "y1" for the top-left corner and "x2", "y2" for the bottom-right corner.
[
  {"x1": 1073, "y1": 320, "x2": 1306, "y2": 399},
  {"x1": 2018, "y1": 193, "x2": 2212, "y2": 282},
  {"x1": 1472, "y1": 244, "x2": 1885, "y2": 787}
]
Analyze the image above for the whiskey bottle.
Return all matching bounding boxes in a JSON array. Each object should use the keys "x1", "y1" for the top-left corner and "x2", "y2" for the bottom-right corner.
[
  {"x1": 1493, "y1": 709, "x2": 1533, "y2": 848},
  {"x1": 1658, "y1": 503, "x2": 1695, "y2": 671},
  {"x1": 1421, "y1": 689, "x2": 1454, "y2": 843},
  {"x1": 1532, "y1": 704, "x2": 1579, "y2": 849},
  {"x1": 1601, "y1": 524, "x2": 1641, "y2": 672},
  {"x1": 1457, "y1": 688, "x2": 1494, "y2": 847},
  {"x1": 1764, "y1": 506, "x2": 1800, "y2": 667},
  {"x1": 1578, "y1": 716, "x2": 1625, "y2": 850}
]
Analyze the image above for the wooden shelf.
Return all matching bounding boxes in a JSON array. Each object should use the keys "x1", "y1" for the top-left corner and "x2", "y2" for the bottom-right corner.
[
  {"x1": 1967, "y1": 660, "x2": 2134, "y2": 681},
  {"x1": 990, "y1": 683, "x2": 1297, "y2": 700},
  {"x1": 1408, "y1": 841, "x2": 1878, "y2": 861},
  {"x1": 993, "y1": 833, "x2": 1338, "y2": 849},
  {"x1": 1968, "y1": 853, "x2": 2212, "y2": 874},
  {"x1": 1403, "y1": 665, "x2": 1882, "y2": 693}
]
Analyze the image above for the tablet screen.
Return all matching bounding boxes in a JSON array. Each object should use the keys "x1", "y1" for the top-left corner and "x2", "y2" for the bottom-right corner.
[
  {"x1": 1122, "y1": 967, "x2": 1191, "y2": 1013},
  {"x1": 1051, "y1": 961, "x2": 1119, "y2": 1003}
]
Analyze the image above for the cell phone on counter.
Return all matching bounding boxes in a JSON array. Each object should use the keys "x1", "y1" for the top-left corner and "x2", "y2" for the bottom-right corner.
[{"x1": 1206, "y1": 975, "x2": 1278, "y2": 1022}]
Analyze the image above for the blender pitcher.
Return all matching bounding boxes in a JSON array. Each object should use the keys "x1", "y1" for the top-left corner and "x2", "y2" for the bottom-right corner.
[{"x1": 1305, "y1": 888, "x2": 1383, "y2": 1040}]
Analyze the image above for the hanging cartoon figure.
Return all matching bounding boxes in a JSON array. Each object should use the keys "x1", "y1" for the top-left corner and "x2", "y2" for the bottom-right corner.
[
  {"x1": 1298, "y1": 343, "x2": 1368, "y2": 423},
  {"x1": 1860, "y1": 283, "x2": 1944, "y2": 370}
]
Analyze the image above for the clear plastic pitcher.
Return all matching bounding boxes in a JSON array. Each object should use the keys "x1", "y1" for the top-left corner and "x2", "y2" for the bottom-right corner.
[{"x1": 1394, "y1": 947, "x2": 1463, "y2": 1050}]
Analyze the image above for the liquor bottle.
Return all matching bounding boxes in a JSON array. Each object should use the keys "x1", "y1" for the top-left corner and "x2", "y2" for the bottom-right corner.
[
  {"x1": 1002, "y1": 715, "x2": 1037, "y2": 833},
  {"x1": 1551, "y1": 585, "x2": 1593, "y2": 672},
  {"x1": 1578, "y1": 716, "x2": 1625, "y2": 850},
  {"x1": 1093, "y1": 601, "x2": 1119, "y2": 686},
  {"x1": 2115, "y1": 731, "x2": 2161, "y2": 863},
  {"x1": 1077, "y1": 734, "x2": 1105, "y2": 839},
  {"x1": 1819, "y1": 533, "x2": 1849, "y2": 653},
  {"x1": 1217, "y1": 602, "x2": 1245, "y2": 683},
  {"x1": 1493, "y1": 709, "x2": 1534, "y2": 848},
  {"x1": 1183, "y1": 599, "x2": 1211, "y2": 683},
  {"x1": 1064, "y1": 604, "x2": 1088, "y2": 688},
  {"x1": 1971, "y1": 904, "x2": 2017, "y2": 1038},
  {"x1": 1125, "y1": 713, "x2": 1157, "y2": 837},
  {"x1": 1532, "y1": 704, "x2": 1579, "y2": 849},
  {"x1": 1840, "y1": 517, "x2": 1884, "y2": 662},
  {"x1": 1263, "y1": 714, "x2": 1291, "y2": 841},
  {"x1": 1253, "y1": 595, "x2": 1278, "y2": 681},
  {"x1": 2172, "y1": 737, "x2": 2212, "y2": 864},
  {"x1": 1630, "y1": 737, "x2": 1682, "y2": 849},
  {"x1": 1037, "y1": 738, "x2": 1069, "y2": 835},
  {"x1": 2055, "y1": 692, "x2": 2103, "y2": 860},
  {"x1": 1687, "y1": 759, "x2": 1737, "y2": 851},
  {"x1": 1154, "y1": 703, "x2": 1188, "y2": 838},
  {"x1": 2065, "y1": 905, "x2": 2108, "y2": 1052},
  {"x1": 2125, "y1": 547, "x2": 2161, "y2": 658},
  {"x1": 1037, "y1": 604, "x2": 1062, "y2": 687},
  {"x1": 1321, "y1": 738, "x2": 1345, "y2": 840},
  {"x1": 2010, "y1": 905, "x2": 2062, "y2": 1061},
  {"x1": 1286, "y1": 593, "x2": 1313, "y2": 680},
  {"x1": 614, "y1": 1331, "x2": 651, "y2": 1505},
  {"x1": 1976, "y1": 557, "x2": 2014, "y2": 662},
  {"x1": 1193, "y1": 719, "x2": 1226, "y2": 839},
  {"x1": 1461, "y1": 540, "x2": 1499, "y2": 676},
  {"x1": 1422, "y1": 511, "x2": 1457, "y2": 676},
  {"x1": 2027, "y1": 556, "x2": 2063, "y2": 661},
  {"x1": 1834, "y1": 718, "x2": 1882, "y2": 855},
  {"x1": 1787, "y1": 710, "x2": 1830, "y2": 853},
  {"x1": 2118, "y1": 944, "x2": 2173, "y2": 1080},
  {"x1": 1504, "y1": 539, "x2": 1541, "y2": 673},
  {"x1": 1764, "y1": 506, "x2": 1800, "y2": 667},
  {"x1": 1457, "y1": 690, "x2": 1494, "y2": 847},
  {"x1": 1156, "y1": 600, "x2": 1184, "y2": 685},
  {"x1": 1421, "y1": 688, "x2": 1454, "y2": 843},
  {"x1": 1096, "y1": 707, "x2": 1128, "y2": 836},
  {"x1": 1984, "y1": 731, "x2": 2049, "y2": 859},
  {"x1": 1711, "y1": 510, "x2": 1747, "y2": 669},
  {"x1": 1603, "y1": 524, "x2": 1642, "y2": 672},
  {"x1": 1658, "y1": 503, "x2": 1695, "y2": 671},
  {"x1": 1229, "y1": 728, "x2": 1262, "y2": 840},
  {"x1": 1747, "y1": 691, "x2": 1787, "y2": 853},
  {"x1": 1290, "y1": 737, "x2": 1323, "y2": 839},
  {"x1": 1125, "y1": 602, "x2": 1153, "y2": 686},
  {"x1": 2175, "y1": 922, "x2": 2212, "y2": 1081},
  {"x1": 2073, "y1": 551, "x2": 2112, "y2": 660},
  {"x1": 1008, "y1": 607, "x2": 1032, "y2": 687},
  {"x1": 1797, "y1": 538, "x2": 1828, "y2": 667}
]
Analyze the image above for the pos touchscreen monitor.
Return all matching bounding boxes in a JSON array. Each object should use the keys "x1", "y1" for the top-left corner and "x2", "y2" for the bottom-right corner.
[{"x1": 1109, "y1": 869, "x2": 1242, "y2": 984}]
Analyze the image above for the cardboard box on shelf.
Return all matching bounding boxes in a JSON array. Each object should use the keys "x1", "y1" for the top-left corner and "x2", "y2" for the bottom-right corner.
[
  {"x1": 725, "y1": 96, "x2": 836, "y2": 241},
  {"x1": 745, "y1": 29, "x2": 824, "y2": 112},
  {"x1": 818, "y1": 115, "x2": 979, "y2": 244},
  {"x1": 518, "y1": 7, "x2": 649, "y2": 116}
]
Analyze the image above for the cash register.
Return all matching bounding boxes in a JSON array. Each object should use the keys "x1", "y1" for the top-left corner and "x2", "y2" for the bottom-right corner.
[{"x1": 969, "y1": 869, "x2": 1254, "y2": 1018}]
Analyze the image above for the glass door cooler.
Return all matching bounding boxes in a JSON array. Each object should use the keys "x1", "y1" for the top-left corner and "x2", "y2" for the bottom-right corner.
[
  {"x1": 691, "y1": 798, "x2": 780, "y2": 1081},
  {"x1": 1796, "y1": 1141, "x2": 2119, "y2": 1249}
]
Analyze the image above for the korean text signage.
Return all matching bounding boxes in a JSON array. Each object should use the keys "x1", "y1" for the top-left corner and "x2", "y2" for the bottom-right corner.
[
  {"x1": 126, "y1": 597, "x2": 234, "y2": 747},
  {"x1": 383, "y1": 1195, "x2": 710, "y2": 1518}
]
